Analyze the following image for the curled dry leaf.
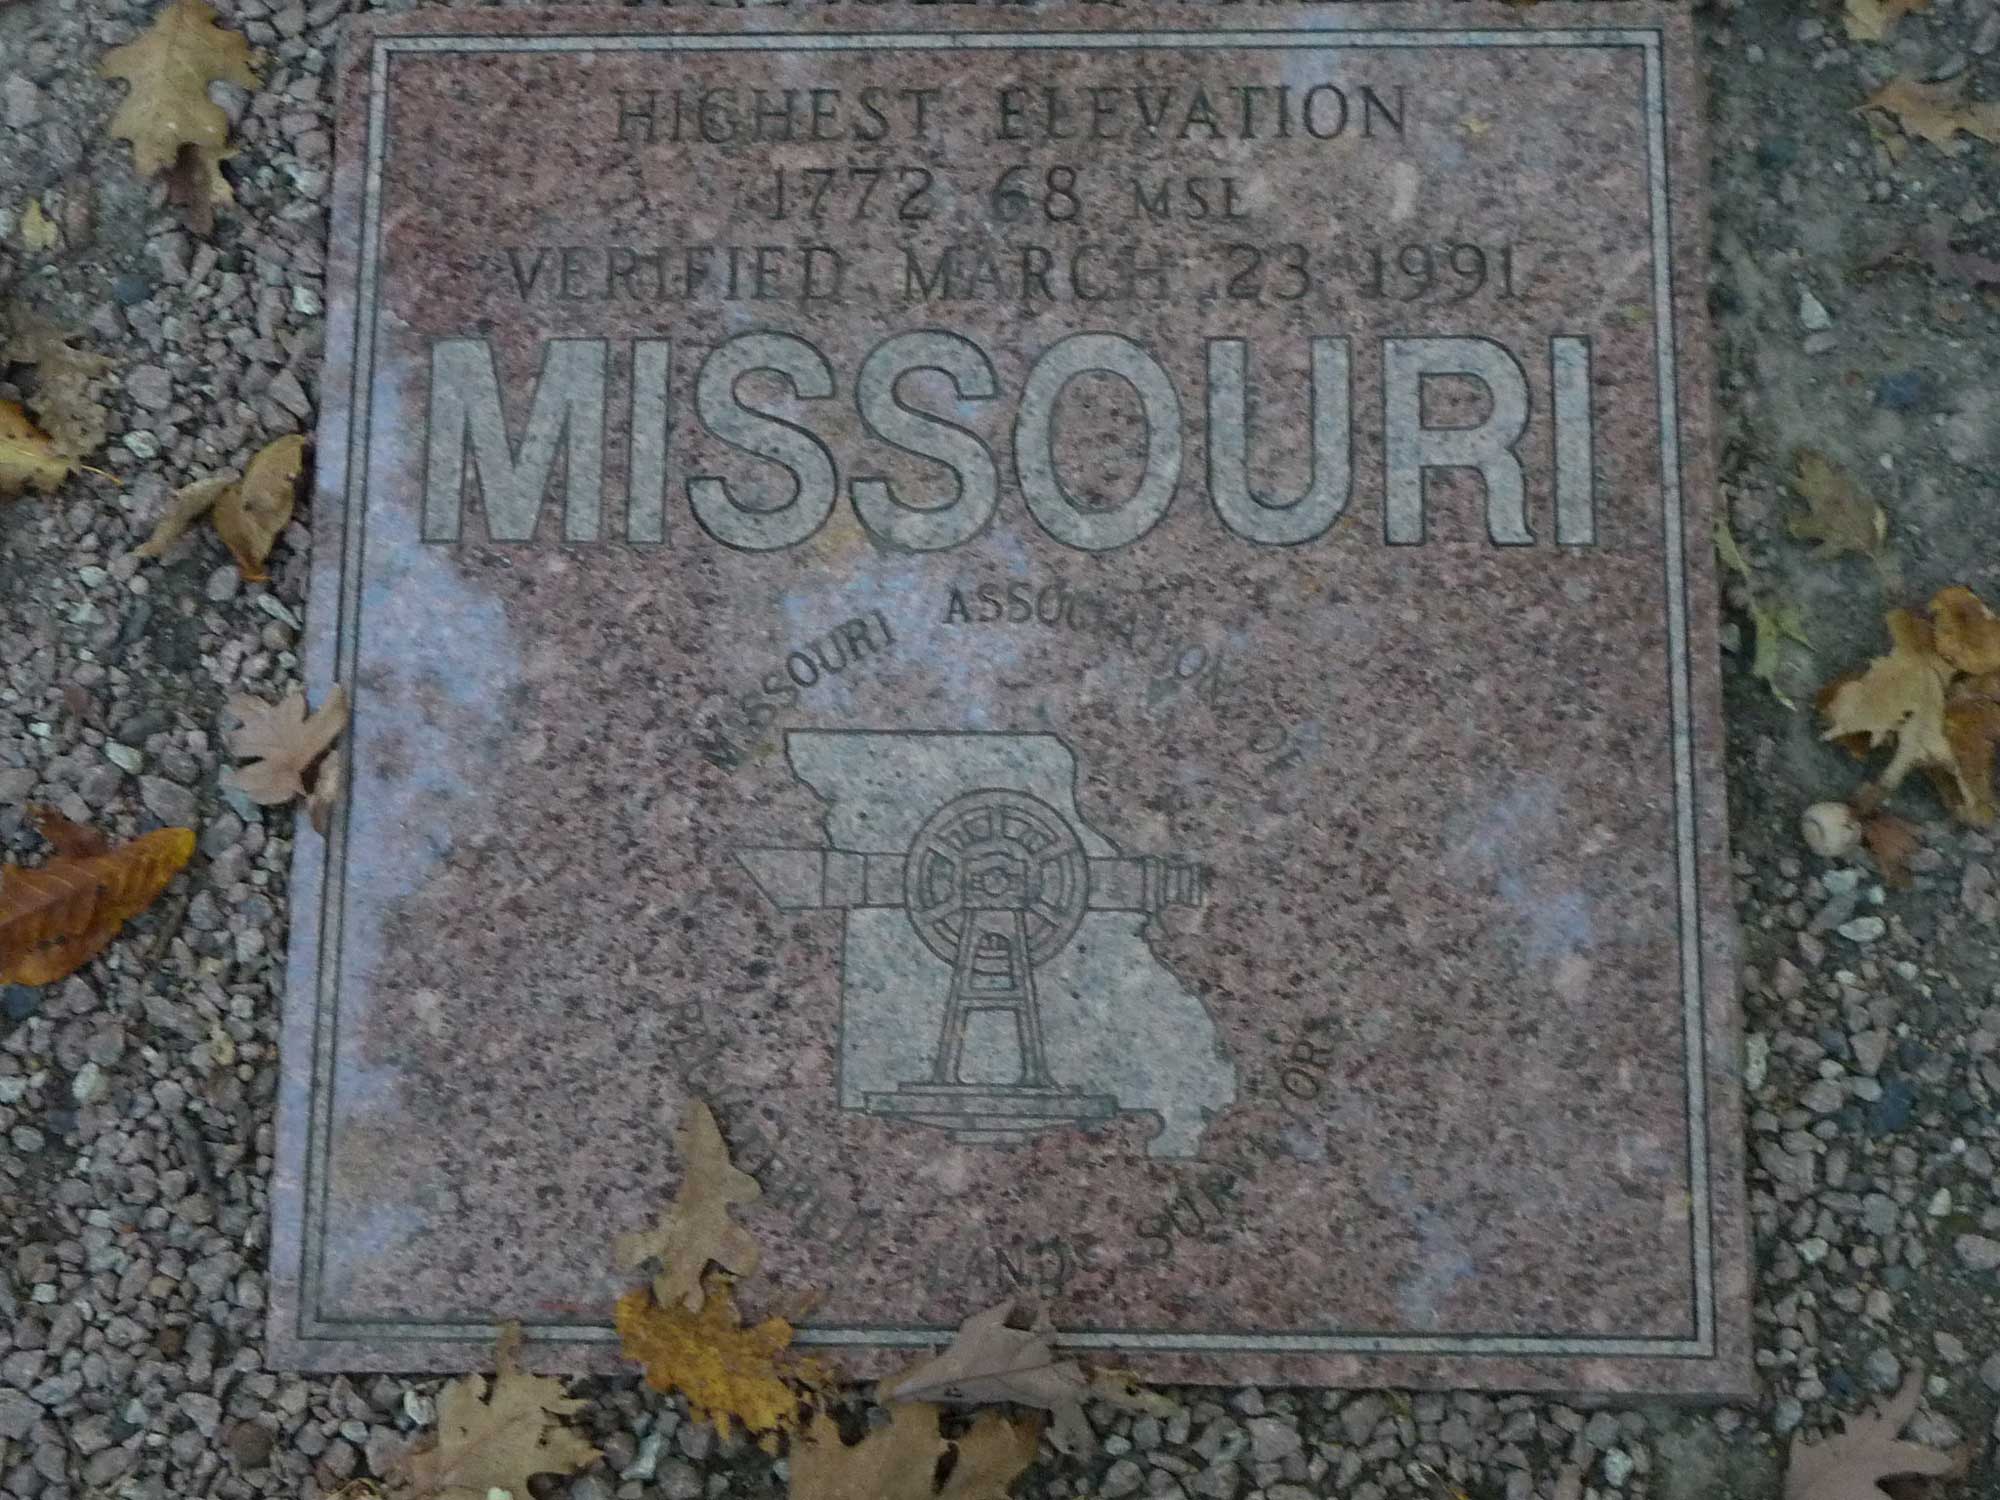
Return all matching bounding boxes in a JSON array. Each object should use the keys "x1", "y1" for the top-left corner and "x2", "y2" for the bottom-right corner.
[
  {"x1": 1784, "y1": 1367, "x2": 1965, "y2": 1500},
  {"x1": 4, "y1": 316, "x2": 114, "y2": 459},
  {"x1": 1790, "y1": 450, "x2": 1886, "y2": 561},
  {"x1": 0, "y1": 400, "x2": 72, "y2": 499},
  {"x1": 387, "y1": 1323, "x2": 598, "y2": 1500},
  {"x1": 1861, "y1": 812, "x2": 1922, "y2": 888},
  {"x1": 307, "y1": 748, "x2": 344, "y2": 836},
  {"x1": 100, "y1": 0, "x2": 257, "y2": 222},
  {"x1": 788, "y1": 1404, "x2": 1042, "y2": 1500},
  {"x1": 614, "y1": 1275, "x2": 822, "y2": 1441},
  {"x1": 1862, "y1": 74, "x2": 2000, "y2": 147},
  {"x1": 0, "y1": 821, "x2": 194, "y2": 986},
  {"x1": 614, "y1": 1098, "x2": 761, "y2": 1312},
  {"x1": 216, "y1": 433, "x2": 305, "y2": 580},
  {"x1": 134, "y1": 473, "x2": 234, "y2": 559},
  {"x1": 224, "y1": 685, "x2": 348, "y2": 806},
  {"x1": 881, "y1": 1300, "x2": 1092, "y2": 1457}
]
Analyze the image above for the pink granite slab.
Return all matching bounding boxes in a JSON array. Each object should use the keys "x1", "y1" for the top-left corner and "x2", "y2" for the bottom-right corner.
[{"x1": 269, "y1": 2, "x2": 1749, "y2": 1396}]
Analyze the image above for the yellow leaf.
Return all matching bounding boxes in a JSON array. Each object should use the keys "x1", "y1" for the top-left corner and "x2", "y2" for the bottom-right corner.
[
  {"x1": 100, "y1": 0, "x2": 256, "y2": 192},
  {"x1": 1820, "y1": 609, "x2": 1953, "y2": 792},
  {"x1": 133, "y1": 473, "x2": 235, "y2": 559},
  {"x1": 390, "y1": 1324, "x2": 599, "y2": 1500},
  {"x1": 18, "y1": 199, "x2": 58, "y2": 253},
  {"x1": 1715, "y1": 517, "x2": 1810, "y2": 708},
  {"x1": 1790, "y1": 450, "x2": 1886, "y2": 560},
  {"x1": 1931, "y1": 585, "x2": 2000, "y2": 675},
  {"x1": 1862, "y1": 74, "x2": 2000, "y2": 148},
  {"x1": 215, "y1": 433, "x2": 304, "y2": 580},
  {"x1": 789, "y1": 1405, "x2": 1041, "y2": 1500},
  {"x1": 1843, "y1": 0, "x2": 1928, "y2": 43},
  {"x1": 0, "y1": 824, "x2": 194, "y2": 986},
  {"x1": 0, "y1": 399, "x2": 73, "y2": 499},
  {"x1": 223, "y1": 685, "x2": 347, "y2": 807},
  {"x1": 614, "y1": 1278, "x2": 821, "y2": 1441},
  {"x1": 614, "y1": 1098, "x2": 762, "y2": 1312}
]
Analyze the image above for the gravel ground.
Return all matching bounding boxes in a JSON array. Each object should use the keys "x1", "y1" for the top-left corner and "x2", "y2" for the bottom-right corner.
[{"x1": 5, "y1": 0, "x2": 2000, "y2": 1497}]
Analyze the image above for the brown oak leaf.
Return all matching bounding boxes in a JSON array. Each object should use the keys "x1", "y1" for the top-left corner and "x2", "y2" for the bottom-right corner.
[
  {"x1": 223, "y1": 685, "x2": 347, "y2": 806},
  {"x1": 1, "y1": 821, "x2": 194, "y2": 986},
  {"x1": 3, "y1": 316, "x2": 113, "y2": 459},
  {"x1": 100, "y1": 0, "x2": 257, "y2": 224},
  {"x1": 215, "y1": 433, "x2": 304, "y2": 580},
  {"x1": 1784, "y1": 1367, "x2": 1965, "y2": 1500},
  {"x1": 880, "y1": 1300, "x2": 1092, "y2": 1457},
  {"x1": 614, "y1": 1276, "x2": 821, "y2": 1441},
  {"x1": 0, "y1": 399, "x2": 71, "y2": 499},
  {"x1": 788, "y1": 1403, "x2": 1042, "y2": 1500},
  {"x1": 615, "y1": 1098, "x2": 761, "y2": 1312},
  {"x1": 388, "y1": 1323, "x2": 598, "y2": 1500},
  {"x1": 1932, "y1": 585, "x2": 2000, "y2": 675},
  {"x1": 1862, "y1": 74, "x2": 2000, "y2": 147},
  {"x1": 1790, "y1": 450, "x2": 1886, "y2": 560}
]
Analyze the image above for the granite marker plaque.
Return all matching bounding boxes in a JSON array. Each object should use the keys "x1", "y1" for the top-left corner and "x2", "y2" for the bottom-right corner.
[{"x1": 272, "y1": 4, "x2": 1750, "y2": 1394}]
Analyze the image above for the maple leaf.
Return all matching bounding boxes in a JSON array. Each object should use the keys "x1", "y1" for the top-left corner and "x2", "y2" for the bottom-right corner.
[
  {"x1": 1843, "y1": 0, "x2": 1928, "y2": 43},
  {"x1": 3, "y1": 318, "x2": 113, "y2": 460},
  {"x1": 216, "y1": 433, "x2": 305, "y2": 580},
  {"x1": 1931, "y1": 585, "x2": 2000, "y2": 675},
  {"x1": 614, "y1": 1276, "x2": 822, "y2": 1441},
  {"x1": 1790, "y1": 450, "x2": 1886, "y2": 560},
  {"x1": 0, "y1": 399, "x2": 72, "y2": 499},
  {"x1": 0, "y1": 822, "x2": 194, "y2": 986},
  {"x1": 1820, "y1": 610, "x2": 1955, "y2": 792},
  {"x1": 1862, "y1": 75, "x2": 2000, "y2": 148},
  {"x1": 388, "y1": 1323, "x2": 598, "y2": 1500},
  {"x1": 1784, "y1": 1367, "x2": 1966, "y2": 1500},
  {"x1": 134, "y1": 473, "x2": 235, "y2": 559},
  {"x1": 880, "y1": 1301, "x2": 1093, "y2": 1457},
  {"x1": 224, "y1": 685, "x2": 348, "y2": 806},
  {"x1": 100, "y1": 0, "x2": 257, "y2": 222},
  {"x1": 615, "y1": 1098, "x2": 762, "y2": 1312},
  {"x1": 788, "y1": 1404, "x2": 1042, "y2": 1500}
]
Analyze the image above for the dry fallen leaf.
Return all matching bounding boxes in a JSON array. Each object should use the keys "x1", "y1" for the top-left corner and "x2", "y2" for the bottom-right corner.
[
  {"x1": 100, "y1": 0, "x2": 257, "y2": 224},
  {"x1": 880, "y1": 1301, "x2": 1092, "y2": 1457},
  {"x1": 1843, "y1": 0, "x2": 1928, "y2": 43},
  {"x1": 0, "y1": 821, "x2": 194, "y2": 986},
  {"x1": 0, "y1": 400, "x2": 72, "y2": 499},
  {"x1": 387, "y1": 1323, "x2": 598, "y2": 1500},
  {"x1": 1940, "y1": 683, "x2": 2000, "y2": 826},
  {"x1": 614, "y1": 1276, "x2": 821, "y2": 1441},
  {"x1": 215, "y1": 433, "x2": 304, "y2": 580},
  {"x1": 789, "y1": 1404, "x2": 1042, "y2": 1500},
  {"x1": 17, "y1": 199, "x2": 59, "y2": 254},
  {"x1": 1932, "y1": 585, "x2": 2000, "y2": 675},
  {"x1": 163, "y1": 141, "x2": 229, "y2": 237},
  {"x1": 223, "y1": 685, "x2": 347, "y2": 806},
  {"x1": 615, "y1": 1098, "x2": 762, "y2": 1312},
  {"x1": 1862, "y1": 74, "x2": 2000, "y2": 148},
  {"x1": 1820, "y1": 609, "x2": 1955, "y2": 795},
  {"x1": 1784, "y1": 1367, "x2": 1964, "y2": 1500},
  {"x1": 134, "y1": 473, "x2": 235, "y2": 559},
  {"x1": 1860, "y1": 811, "x2": 1921, "y2": 888},
  {"x1": 1716, "y1": 516, "x2": 1811, "y2": 707},
  {"x1": 307, "y1": 748, "x2": 344, "y2": 836},
  {"x1": 1791, "y1": 450, "x2": 1887, "y2": 561},
  {"x1": 5, "y1": 316, "x2": 114, "y2": 459}
]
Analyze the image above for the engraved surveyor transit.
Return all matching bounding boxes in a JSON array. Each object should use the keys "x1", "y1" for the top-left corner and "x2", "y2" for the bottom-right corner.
[{"x1": 271, "y1": 4, "x2": 1749, "y2": 1396}]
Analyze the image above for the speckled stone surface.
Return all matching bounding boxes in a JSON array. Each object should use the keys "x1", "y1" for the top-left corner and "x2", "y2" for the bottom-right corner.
[{"x1": 270, "y1": 2, "x2": 1749, "y2": 1395}]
